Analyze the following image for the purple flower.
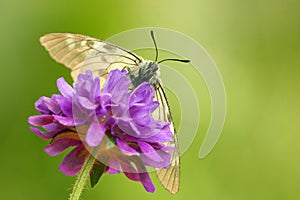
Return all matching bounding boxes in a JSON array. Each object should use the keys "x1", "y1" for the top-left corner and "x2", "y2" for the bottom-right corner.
[{"x1": 28, "y1": 69, "x2": 173, "y2": 193}]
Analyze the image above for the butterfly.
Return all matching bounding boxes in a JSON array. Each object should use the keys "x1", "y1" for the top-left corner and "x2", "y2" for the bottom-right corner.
[{"x1": 39, "y1": 31, "x2": 190, "y2": 194}]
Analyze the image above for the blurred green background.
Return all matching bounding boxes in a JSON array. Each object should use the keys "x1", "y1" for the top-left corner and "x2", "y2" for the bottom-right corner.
[{"x1": 1, "y1": 0, "x2": 300, "y2": 199}]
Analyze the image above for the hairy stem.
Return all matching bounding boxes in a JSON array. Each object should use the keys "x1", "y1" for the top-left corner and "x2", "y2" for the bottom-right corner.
[{"x1": 69, "y1": 153, "x2": 95, "y2": 200}]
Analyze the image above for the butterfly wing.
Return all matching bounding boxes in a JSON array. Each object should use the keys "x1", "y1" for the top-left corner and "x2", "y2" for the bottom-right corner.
[
  {"x1": 40, "y1": 33, "x2": 141, "y2": 81},
  {"x1": 153, "y1": 82, "x2": 180, "y2": 194}
]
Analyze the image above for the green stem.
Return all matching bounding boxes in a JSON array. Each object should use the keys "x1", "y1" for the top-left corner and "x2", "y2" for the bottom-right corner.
[{"x1": 69, "y1": 153, "x2": 95, "y2": 200}]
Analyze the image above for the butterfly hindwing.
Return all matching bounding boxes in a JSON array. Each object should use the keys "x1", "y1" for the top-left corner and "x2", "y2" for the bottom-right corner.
[{"x1": 153, "y1": 82, "x2": 180, "y2": 194}]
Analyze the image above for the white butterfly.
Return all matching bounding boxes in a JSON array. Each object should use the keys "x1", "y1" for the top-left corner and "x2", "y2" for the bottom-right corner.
[{"x1": 40, "y1": 31, "x2": 190, "y2": 194}]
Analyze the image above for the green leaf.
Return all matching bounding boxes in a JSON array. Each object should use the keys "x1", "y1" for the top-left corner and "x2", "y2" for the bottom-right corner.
[
  {"x1": 106, "y1": 134, "x2": 116, "y2": 149},
  {"x1": 90, "y1": 160, "x2": 106, "y2": 188}
]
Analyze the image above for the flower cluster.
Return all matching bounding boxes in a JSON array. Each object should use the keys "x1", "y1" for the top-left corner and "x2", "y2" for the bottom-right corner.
[{"x1": 28, "y1": 69, "x2": 173, "y2": 192}]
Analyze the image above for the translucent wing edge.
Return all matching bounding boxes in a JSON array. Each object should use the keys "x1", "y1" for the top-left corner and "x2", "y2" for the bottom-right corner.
[{"x1": 154, "y1": 83, "x2": 180, "y2": 194}]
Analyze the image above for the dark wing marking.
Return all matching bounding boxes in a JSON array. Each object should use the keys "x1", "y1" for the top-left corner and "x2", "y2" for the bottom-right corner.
[
  {"x1": 153, "y1": 82, "x2": 180, "y2": 194},
  {"x1": 40, "y1": 33, "x2": 142, "y2": 81}
]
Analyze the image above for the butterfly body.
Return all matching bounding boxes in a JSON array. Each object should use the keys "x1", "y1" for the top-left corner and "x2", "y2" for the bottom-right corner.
[{"x1": 127, "y1": 61, "x2": 160, "y2": 88}]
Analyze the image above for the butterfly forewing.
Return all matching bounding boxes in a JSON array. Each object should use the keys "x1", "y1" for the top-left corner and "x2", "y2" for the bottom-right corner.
[
  {"x1": 153, "y1": 82, "x2": 180, "y2": 194},
  {"x1": 40, "y1": 33, "x2": 140, "y2": 81}
]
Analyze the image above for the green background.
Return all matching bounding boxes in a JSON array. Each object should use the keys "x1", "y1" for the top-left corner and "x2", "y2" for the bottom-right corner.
[{"x1": 1, "y1": 0, "x2": 300, "y2": 199}]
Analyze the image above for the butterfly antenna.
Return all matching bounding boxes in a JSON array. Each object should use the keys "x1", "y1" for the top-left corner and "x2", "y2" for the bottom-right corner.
[
  {"x1": 150, "y1": 30, "x2": 159, "y2": 62},
  {"x1": 158, "y1": 58, "x2": 191, "y2": 64},
  {"x1": 151, "y1": 31, "x2": 190, "y2": 64}
]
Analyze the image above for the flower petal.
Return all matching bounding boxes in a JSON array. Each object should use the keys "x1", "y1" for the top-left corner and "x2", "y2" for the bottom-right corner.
[
  {"x1": 102, "y1": 69, "x2": 130, "y2": 103},
  {"x1": 89, "y1": 75, "x2": 100, "y2": 100},
  {"x1": 57, "y1": 77, "x2": 74, "y2": 99},
  {"x1": 45, "y1": 138, "x2": 81, "y2": 156},
  {"x1": 139, "y1": 172, "x2": 155, "y2": 193},
  {"x1": 43, "y1": 123, "x2": 64, "y2": 131},
  {"x1": 138, "y1": 141, "x2": 163, "y2": 162},
  {"x1": 148, "y1": 101, "x2": 159, "y2": 113},
  {"x1": 86, "y1": 123, "x2": 105, "y2": 147},
  {"x1": 43, "y1": 96, "x2": 61, "y2": 114},
  {"x1": 77, "y1": 96, "x2": 95, "y2": 110},
  {"x1": 140, "y1": 149, "x2": 171, "y2": 168},
  {"x1": 53, "y1": 115, "x2": 76, "y2": 126},
  {"x1": 29, "y1": 127, "x2": 57, "y2": 140},
  {"x1": 28, "y1": 115, "x2": 54, "y2": 126},
  {"x1": 54, "y1": 96, "x2": 72, "y2": 117},
  {"x1": 58, "y1": 145, "x2": 88, "y2": 176},
  {"x1": 103, "y1": 70, "x2": 128, "y2": 92},
  {"x1": 96, "y1": 93, "x2": 111, "y2": 116},
  {"x1": 129, "y1": 82, "x2": 155, "y2": 106},
  {"x1": 116, "y1": 139, "x2": 139, "y2": 156},
  {"x1": 107, "y1": 157, "x2": 120, "y2": 174},
  {"x1": 35, "y1": 96, "x2": 51, "y2": 114},
  {"x1": 130, "y1": 106, "x2": 153, "y2": 126},
  {"x1": 121, "y1": 161, "x2": 155, "y2": 193},
  {"x1": 143, "y1": 125, "x2": 173, "y2": 143},
  {"x1": 117, "y1": 117, "x2": 143, "y2": 136},
  {"x1": 75, "y1": 71, "x2": 100, "y2": 100},
  {"x1": 121, "y1": 162, "x2": 140, "y2": 180}
]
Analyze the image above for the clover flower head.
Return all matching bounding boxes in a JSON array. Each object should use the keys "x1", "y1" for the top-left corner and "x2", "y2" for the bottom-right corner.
[{"x1": 28, "y1": 69, "x2": 173, "y2": 193}]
